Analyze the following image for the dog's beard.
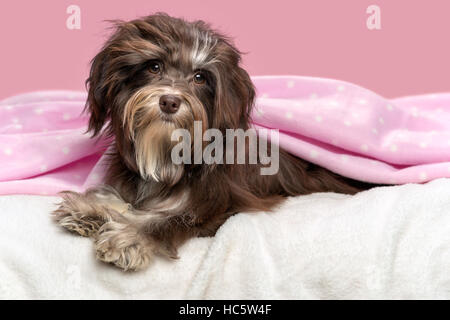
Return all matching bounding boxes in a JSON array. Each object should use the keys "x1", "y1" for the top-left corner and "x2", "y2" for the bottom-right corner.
[{"x1": 123, "y1": 86, "x2": 206, "y2": 184}]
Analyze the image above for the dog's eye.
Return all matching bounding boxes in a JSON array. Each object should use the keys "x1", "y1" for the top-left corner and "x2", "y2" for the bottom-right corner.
[
  {"x1": 149, "y1": 61, "x2": 162, "y2": 74},
  {"x1": 193, "y1": 72, "x2": 206, "y2": 84}
]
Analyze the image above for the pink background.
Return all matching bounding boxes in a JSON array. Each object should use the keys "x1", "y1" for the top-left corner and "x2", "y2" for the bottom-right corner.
[{"x1": 1, "y1": 0, "x2": 449, "y2": 100}]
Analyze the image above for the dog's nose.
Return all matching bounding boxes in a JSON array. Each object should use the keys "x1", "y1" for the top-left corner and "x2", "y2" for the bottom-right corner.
[{"x1": 159, "y1": 95, "x2": 181, "y2": 114}]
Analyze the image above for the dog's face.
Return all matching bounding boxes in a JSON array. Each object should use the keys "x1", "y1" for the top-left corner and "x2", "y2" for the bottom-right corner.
[{"x1": 86, "y1": 14, "x2": 255, "y2": 183}]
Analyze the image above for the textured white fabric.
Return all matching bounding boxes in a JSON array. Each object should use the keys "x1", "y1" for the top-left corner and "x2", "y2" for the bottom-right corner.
[{"x1": 0, "y1": 179, "x2": 449, "y2": 299}]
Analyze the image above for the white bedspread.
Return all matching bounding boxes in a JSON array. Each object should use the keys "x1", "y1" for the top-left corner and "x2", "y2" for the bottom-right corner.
[{"x1": 1, "y1": 179, "x2": 449, "y2": 299}]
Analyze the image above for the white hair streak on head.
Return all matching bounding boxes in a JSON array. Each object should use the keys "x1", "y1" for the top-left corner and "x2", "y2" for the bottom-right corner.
[{"x1": 191, "y1": 30, "x2": 218, "y2": 68}]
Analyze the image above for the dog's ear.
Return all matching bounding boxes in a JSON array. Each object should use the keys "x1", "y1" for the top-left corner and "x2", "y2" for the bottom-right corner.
[
  {"x1": 84, "y1": 18, "x2": 163, "y2": 137},
  {"x1": 85, "y1": 47, "x2": 110, "y2": 137},
  {"x1": 233, "y1": 66, "x2": 256, "y2": 123},
  {"x1": 212, "y1": 42, "x2": 256, "y2": 130}
]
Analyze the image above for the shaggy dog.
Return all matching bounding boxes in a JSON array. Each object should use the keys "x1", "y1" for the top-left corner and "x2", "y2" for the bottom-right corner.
[{"x1": 53, "y1": 13, "x2": 375, "y2": 271}]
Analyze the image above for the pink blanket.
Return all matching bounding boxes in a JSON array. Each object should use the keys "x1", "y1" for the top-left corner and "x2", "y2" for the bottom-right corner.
[{"x1": 1, "y1": 76, "x2": 450, "y2": 195}]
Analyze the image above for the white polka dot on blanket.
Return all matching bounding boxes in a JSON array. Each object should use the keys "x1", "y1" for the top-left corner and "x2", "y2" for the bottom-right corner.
[
  {"x1": 386, "y1": 104, "x2": 394, "y2": 111},
  {"x1": 287, "y1": 80, "x2": 295, "y2": 88},
  {"x1": 39, "y1": 165, "x2": 47, "y2": 172},
  {"x1": 379, "y1": 117, "x2": 385, "y2": 124},
  {"x1": 63, "y1": 113, "x2": 71, "y2": 120},
  {"x1": 315, "y1": 115, "x2": 323, "y2": 122},
  {"x1": 344, "y1": 120, "x2": 352, "y2": 126},
  {"x1": 419, "y1": 142, "x2": 428, "y2": 149},
  {"x1": 328, "y1": 101, "x2": 339, "y2": 107},
  {"x1": 411, "y1": 107, "x2": 419, "y2": 117},
  {"x1": 337, "y1": 85, "x2": 345, "y2": 92},
  {"x1": 309, "y1": 93, "x2": 318, "y2": 99},
  {"x1": 90, "y1": 173, "x2": 100, "y2": 183},
  {"x1": 285, "y1": 112, "x2": 293, "y2": 119},
  {"x1": 34, "y1": 108, "x2": 44, "y2": 115},
  {"x1": 360, "y1": 144, "x2": 369, "y2": 151},
  {"x1": 372, "y1": 128, "x2": 378, "y2": 135},
  {"x1": 4, "y1": 148, "x2": 13, "y2": 155},
  {"x1": 390, "y1": 144, "x2": 398, "y2": 152},
  {"x1": 358, "y1": 99, "x2": 368, "y2": 105},
  {"x1": 62, "y1": 147, "x2": 70, "y2": 155},
  {"x1": 419, "y1": 172, "x2": 428, "y2": 181},
  {"x1": 254, "y1": 110, "x2": 265, "y2": 119},
  {"x1": 310, "y1": 150, "x2": 318, "y2": 158}
]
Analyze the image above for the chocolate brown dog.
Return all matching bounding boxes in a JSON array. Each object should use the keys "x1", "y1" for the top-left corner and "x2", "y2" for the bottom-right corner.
[{"x1": 53, "y1": 13, "x2": 374, "y2": 271}]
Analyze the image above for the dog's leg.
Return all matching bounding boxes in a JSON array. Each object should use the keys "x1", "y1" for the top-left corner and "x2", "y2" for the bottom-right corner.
[
  {"x1": 93, "y1": 210, "x2": 207, "y2": 271},
  {"x1": 93, "y1": 211, "x2": 180, "y2": 271},
  {"x1": 53, "y1": 185, "x2": 154, "y2": 270},
  {"x1": 94, "y1": 220, "x2": 154, "y2": 271},
  {"x1": 52, "y1": 185, "x2": 131, "y2": 237}
]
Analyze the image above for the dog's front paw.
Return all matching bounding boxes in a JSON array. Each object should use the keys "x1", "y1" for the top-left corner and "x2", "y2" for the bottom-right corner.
[
  {"x1": 52, "y1": 192, "x2": 104, "y2": 237},
  {"x1": 95, "y1": 222, "x2": 152, "y2": 271}
]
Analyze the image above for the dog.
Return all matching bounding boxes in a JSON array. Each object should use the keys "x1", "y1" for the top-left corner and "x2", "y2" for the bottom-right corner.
[{"x1": 53, "y1": 13, "x2": 376, "y2": 271}]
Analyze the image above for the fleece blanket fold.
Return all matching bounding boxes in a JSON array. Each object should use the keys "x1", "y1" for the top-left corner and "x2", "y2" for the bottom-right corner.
[
  {"x1": 0, "y1": 179, "x2": 449, "y2": 299},
  {"x1": 1, "y1": 76, "x2": 450, "y2": 195}
]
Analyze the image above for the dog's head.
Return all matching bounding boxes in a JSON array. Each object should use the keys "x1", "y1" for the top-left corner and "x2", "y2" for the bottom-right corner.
[{"x1": 86, "y1": 13, "x2": 255, "y2": 183}]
